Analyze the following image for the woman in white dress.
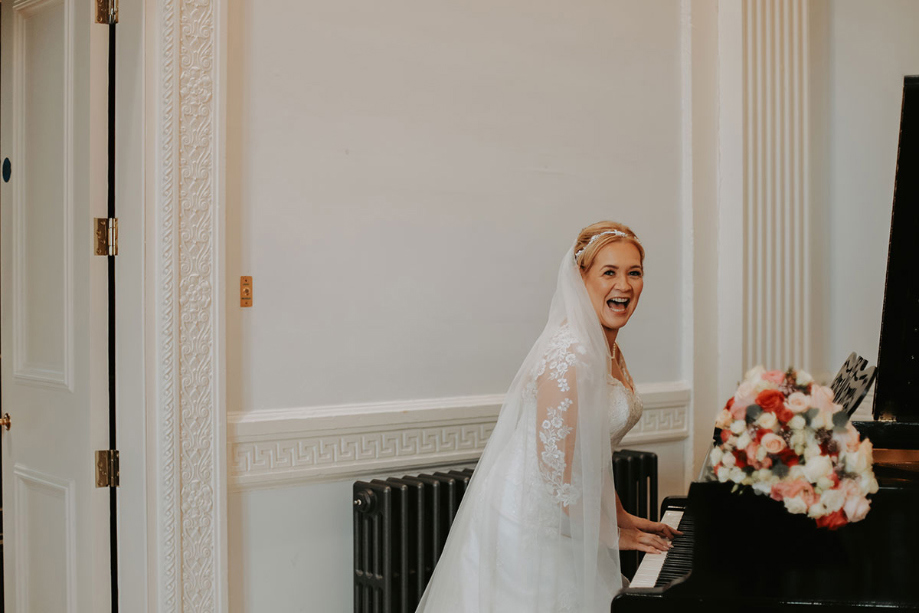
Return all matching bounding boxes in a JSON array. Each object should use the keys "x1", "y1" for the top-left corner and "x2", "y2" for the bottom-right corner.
[{"x1": 415, "y1": 221, "x2": 680, "y2": 613}]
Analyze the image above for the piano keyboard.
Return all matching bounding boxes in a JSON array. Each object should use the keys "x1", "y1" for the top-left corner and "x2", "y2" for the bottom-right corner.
[{"x1": 629, "y1": 508, "x2": 693, "y2": 588}]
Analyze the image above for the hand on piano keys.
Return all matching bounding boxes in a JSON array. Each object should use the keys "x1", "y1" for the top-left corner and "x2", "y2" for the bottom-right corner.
[
  {"x1": 619, "y1": 513, "x2": 683, "y2": 554},
  {"x1": 628, "y1": 508, "x2": 692, "y2": 589}
]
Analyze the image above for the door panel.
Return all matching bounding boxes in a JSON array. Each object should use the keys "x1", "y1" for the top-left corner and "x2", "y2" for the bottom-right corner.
[
  {"x1": 15, "y1": 0, "x2": 72, "y2": 389},
  {"x1": 14, "y1": 466, "x2": 74, "y2": 612},
  {"x1": 1, "y1": 0, "x2": 110, "y2": 611}
]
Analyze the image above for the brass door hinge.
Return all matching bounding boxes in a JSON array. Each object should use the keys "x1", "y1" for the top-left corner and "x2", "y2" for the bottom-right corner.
[
  {"x1": 94, "y1": 218, "x2": 118, "y2": 256},
  {"x1": 95, "y1": 449, "x2": 120, "y2": 488},
  {"x1": 95, "y1": 0, "x2": 118, "y2": 24}
]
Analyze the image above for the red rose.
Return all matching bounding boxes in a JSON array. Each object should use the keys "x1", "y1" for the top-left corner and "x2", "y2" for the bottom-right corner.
[
  {"x1": 756, "y1": 390, "x2": 786, "y2": 414},
  {"x1": 733, "y1": 450, "x2": 748, "y2": 469},
  {"x1": 720, "y1": 429, "x2": 732, "y2": 443},
  {"x1": 724, "y1": 397, "x2": 735, "y2": 412},
  {"x1": 757, "y1": 389, "x2": 794, "y2": 422},
  {"x1": 776, "y1": 405, "x2": 795, "y2": 423},
  {"x1": 777, "y1": 447, "x2": 799, "y2": 466},
  {"x1": 816, "y1": 509, "x2": 847, "y2": 530},
  {"x1": 755, "y1": 428, "x2": 770, "y2": 442},
  {"x1": 829, "y1": 472, "x2": 840, "y2": 487}
]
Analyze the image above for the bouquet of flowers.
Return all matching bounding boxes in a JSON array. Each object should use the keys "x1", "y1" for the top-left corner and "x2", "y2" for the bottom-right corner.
[{"x1": 710, "y1": 366, "x2": 878, "y2": 529}]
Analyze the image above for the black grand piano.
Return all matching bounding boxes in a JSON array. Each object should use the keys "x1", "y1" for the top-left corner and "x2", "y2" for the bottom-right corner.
[{"x1": 614, "y1": 76, "x2": 919, "y2": 612}]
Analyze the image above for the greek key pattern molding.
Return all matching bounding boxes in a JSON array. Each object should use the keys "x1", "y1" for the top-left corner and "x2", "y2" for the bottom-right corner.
[{"x1": 229, "y1": 381, "x2": 690, "y2": 490}]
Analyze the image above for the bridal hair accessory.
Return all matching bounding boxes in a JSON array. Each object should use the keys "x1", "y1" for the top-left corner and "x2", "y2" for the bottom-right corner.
[
  {"x1": 574, "y1": 230, "x2": 641, "y2": 262},
  {"x1": 708, "y1": 366, "x2": 878, "y2": 530}
]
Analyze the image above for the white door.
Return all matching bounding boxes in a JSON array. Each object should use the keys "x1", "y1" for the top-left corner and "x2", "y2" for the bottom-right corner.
[{"x1": 0, "y1": 0, "x2": 111, "y2": 611}]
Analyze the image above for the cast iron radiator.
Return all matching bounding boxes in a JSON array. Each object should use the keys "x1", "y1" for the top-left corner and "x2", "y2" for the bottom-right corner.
[{"x1": 353, "y1": 450, "x2": 657, "y2": 613}]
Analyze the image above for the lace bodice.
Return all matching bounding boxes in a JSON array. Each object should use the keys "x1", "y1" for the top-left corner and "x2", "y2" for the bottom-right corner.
[
  {"x1": 607, "y1": 347, "x2": 642, "y2": 448},
  {"x1": 608, "y1": 375, "x2": 643, "y2": 448}
]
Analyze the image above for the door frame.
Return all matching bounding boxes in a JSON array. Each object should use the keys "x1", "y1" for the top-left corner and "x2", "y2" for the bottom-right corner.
[{"x1": 142, "y1": 0, "x2": 229, "y2": 610}]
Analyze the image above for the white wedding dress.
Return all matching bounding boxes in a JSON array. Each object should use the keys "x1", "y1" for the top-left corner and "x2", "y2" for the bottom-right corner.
[{"x1": 415, "y1": 247, "x2": 643, "y2": 613}]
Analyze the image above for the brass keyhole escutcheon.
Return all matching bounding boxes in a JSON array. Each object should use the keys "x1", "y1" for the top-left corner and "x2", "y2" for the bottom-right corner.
[{"x1": 0, "y1": 413, "x2": 11, "y2": 431}]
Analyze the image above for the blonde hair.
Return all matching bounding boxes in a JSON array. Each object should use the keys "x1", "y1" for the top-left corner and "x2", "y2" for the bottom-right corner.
[{"x1": 574, "y1": 221, "x2": 644, "y2": 271}]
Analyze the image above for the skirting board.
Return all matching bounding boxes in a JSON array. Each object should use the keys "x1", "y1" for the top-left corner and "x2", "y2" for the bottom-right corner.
[{"x1": 228, "y1": 380, "x2": 691, "y2": 491}]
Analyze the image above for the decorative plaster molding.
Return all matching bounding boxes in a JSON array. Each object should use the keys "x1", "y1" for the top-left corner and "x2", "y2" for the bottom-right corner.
[
  {"x1": 155, "y1": 0, "x2": 225, "y2": 611},
  {"x1": 229, "y1": 381, "x2": 691, "y2": 491}
]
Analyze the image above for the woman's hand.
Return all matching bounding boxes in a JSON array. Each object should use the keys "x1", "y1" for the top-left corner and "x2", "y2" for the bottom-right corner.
[
  {"x1": 629, "y1": 515, "x2": 683, "y2": 540},
  {"x1": 619, "y1": 527, "x2": 672, "y2": 554}
]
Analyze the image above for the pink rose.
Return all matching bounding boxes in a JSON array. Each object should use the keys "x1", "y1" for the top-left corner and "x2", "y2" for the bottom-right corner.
[
  {"x1": 763, "y1": 370, "x2": 785, "y2": 384},
  {"x1": 715, "y1": 408, "x2": 733, "y2": 429},
  {"x1": 844, "y1": 423, "x2": 861, "y2": 452},
  {"x1": 733, "y1": 382, "x2": 756, "y2": 413},
  {"x1": 761, "y1": 432, "x2": 787, "y2": 454},
  {"x1": 833, "y1": 422, "x2": 862, "y2": 453},
  {"x1": 730, "y1": 401, "x2": 748, "y2": 421},
  {"x1": 811, "y1": 384, "x2": 839, "y2": 413},
  {"x1": 843, "y1": 493, "x2": 871, "y2": 523},
  {"x1": 786, "y1": 392, "x2": 812, "y2": 414},
  {"x1": 770, "y1": 479, "x2": 816, "y2": 506}
]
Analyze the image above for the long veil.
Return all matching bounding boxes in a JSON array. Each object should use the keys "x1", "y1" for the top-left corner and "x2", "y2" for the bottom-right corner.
[{"x1": 416, "y1": 246, "x2": 622, "y2": 612}]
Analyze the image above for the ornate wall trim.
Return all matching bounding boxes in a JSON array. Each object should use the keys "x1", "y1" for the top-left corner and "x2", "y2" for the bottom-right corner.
[
  {"x1": 228, "y1": 381, "x2": 691, "y2": 491},
  {"x1": 741, "y1": 0, "x2": 811, "y2": 372},
  {"x1": 153, "y1": 0, "x2": 227, "y2": 611}
]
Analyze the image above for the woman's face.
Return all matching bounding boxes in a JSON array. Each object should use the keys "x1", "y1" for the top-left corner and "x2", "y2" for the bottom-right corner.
[{"x1": 581, "y1": 241, "x2": 644, "y2": 335}]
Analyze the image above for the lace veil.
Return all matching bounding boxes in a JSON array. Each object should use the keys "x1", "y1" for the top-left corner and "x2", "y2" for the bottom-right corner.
[{"x1": 416, "y1": 246, "x2": 621, "y2": 612}]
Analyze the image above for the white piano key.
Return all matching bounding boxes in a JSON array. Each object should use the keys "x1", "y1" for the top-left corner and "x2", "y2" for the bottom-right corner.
[{"x1": 628, "y1": 509, "x2": 683, "y2": 589}]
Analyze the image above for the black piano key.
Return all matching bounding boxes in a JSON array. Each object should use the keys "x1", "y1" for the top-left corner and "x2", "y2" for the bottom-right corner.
[{"x1": 653, "y1": 511, "x2": 694, "y2": 588}]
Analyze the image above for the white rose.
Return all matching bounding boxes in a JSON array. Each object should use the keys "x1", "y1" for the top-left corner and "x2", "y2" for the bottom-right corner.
[
  {"x1": 756, "y1": 411, "x2": 778, "y2": 430},
  {"x1": 808, "y1": 502, "x2": 827, "y2": 518},
  {"x1": 729, "y1": 466, "x2": 746, "y2": 483},
  {"x1": 755, "y1": 446, "x2": 768, "y2": 462},
  {"x1": 858, "y1": 473, "x2": 879, "y2": 496},
  {"x1": 736, "y1": 432, "x2": 752, "y2": 450},
  {"x1": 716, "y1": 465, "x2": 730, "y2": 482},
  {"x1": 790, "y1": 431, "x2": 806, "y2": 448},
  {"x1": 843, "y1": 494, "x2": 871, "y2": 523},
  {"x1": 858, "y1": 439, "x2": 874, "y2": 467},
  {"x1": 789, "y1": 415, "x2": 806, "y2": 431},
  {"x1": 744, "y1": 365, "x2": 766, "y2": 383},
  {"x1": 796, "y1": 370, "x2": 814, "y2": 387},
  {"x1": 784, "y1": 495, "x2": 808, "y2": 514},
  {"x1": 821, "y1": 488, "x2": 846, "y2": 513},
  {"x1": 730, "y1": 420, "x2": 746, "y2": 435},
  {"x1": 810, "y1": 411, "x2": 828, "y2": 430},
  {"x1": 803, "y1": 455, "x2": 833, "y2": 483},
  {"x1": 715, "y1": 409, "x2": 733, "y2": 429},
  {"x1": 816, "y1": 476, "x2": 834, "y2": 492},
  {"x1": 710, "y1": 447, "x2": 724, "y2": 466},
  {"x1": 789, "y1": 465, "x2": 807, "y2": 481},
  {"x1": 753, "y1": 379, "x2": 772, "y2": 394},
  {"x1": 756, "y1": 468, "x2": 775, "y2": 482},
  {"x1": 786, "y1": 392, "x2": 811, "y2": 414},
  {"x1": 721, "y1": 452, "x2": 736, "y2": 468},
  {"x1": 804, "y1": 443, "x2": 822, "y2": 461},
  {"x1": 844, "y1": 451, "x2": 867, "y2": 474},
  {"x1": 752, "y1": 481, "x2": 772, "y2": 496}
]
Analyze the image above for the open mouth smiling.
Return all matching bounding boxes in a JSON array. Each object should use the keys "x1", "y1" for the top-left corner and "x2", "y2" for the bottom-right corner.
[{"x1": 607, "y1": 297, "x2": 630, "y2": 313}]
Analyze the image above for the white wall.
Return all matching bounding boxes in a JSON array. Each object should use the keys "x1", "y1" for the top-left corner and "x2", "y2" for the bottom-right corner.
[
  {"x1": 225, "y1": 1, "x2": 687, "y2": 610},
  {"x1": 225, "y1": 0, "x2": 685, "y2": 412},
  {"x1": 824, "y1": 0, "x2": 919, "y2": 372}
]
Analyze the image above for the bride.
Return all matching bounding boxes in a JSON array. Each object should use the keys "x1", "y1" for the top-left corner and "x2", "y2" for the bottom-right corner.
[{"x1": 415, "y1": 221, "x2": 680, "y2": 613}]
